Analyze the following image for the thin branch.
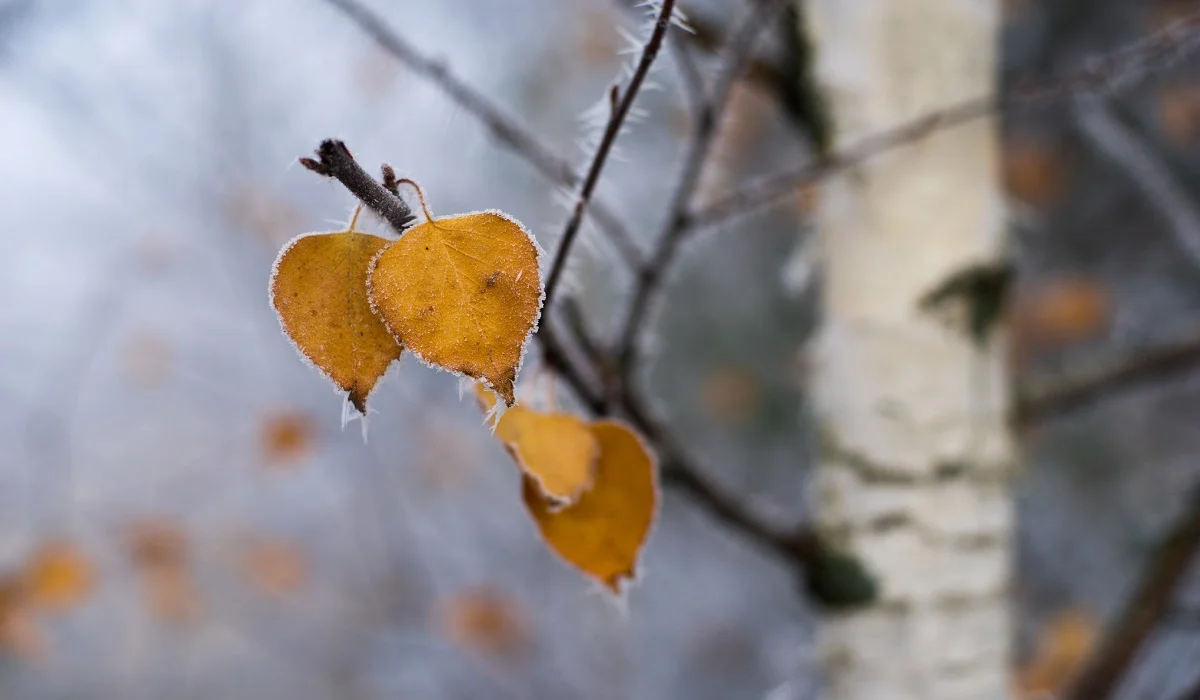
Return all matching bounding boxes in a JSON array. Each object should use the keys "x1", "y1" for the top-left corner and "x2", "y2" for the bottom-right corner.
[
  {"x1": 1165, "y1": 605, "x2": 1200, "y2": 628},
  {"x1": 299, "y1": 139, "x2": 415, "y2": 232},
  {"x1": 688, "y1": 9, "x2": 1200, "y2": 230},
  {"x1": 668, "y1": 32, "x2": 706, "y2": 116},
  {"x1": 318, "y1": 0, "x2": 644, "y2": 269},
  {"x1": 619, "y1": 385, "x2": 811, "y2": 562},
  {"x1": 561, "y1": 298, "x2": 611, "y2": 379},
  {"x1": 1174, "y1": 676, "x2": 1200, "y2": 700},
  {"x1": 1015, "y1": 323, "x2": 1200, "y2": 427},
  {"x1": 616, "y1": 0, "x2": 795, "y2": 123},
  {"x1": 615, "y1": 0, "x2": 786, "y2": 375},
  {"x1": 1073, "y1": 94, "x2": 1200, "y2": 275},
  {"x1": 1063, "y1": 486, "x2": 1200, "y2": 700},
  {"x1": 542, "y1": 0, "x2": 677, "y2": 309}
]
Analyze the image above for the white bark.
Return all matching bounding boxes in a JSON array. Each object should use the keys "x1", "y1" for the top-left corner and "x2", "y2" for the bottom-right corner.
[{"x1": 802, "y1": 2, "x2": 1014, "y2": 699}]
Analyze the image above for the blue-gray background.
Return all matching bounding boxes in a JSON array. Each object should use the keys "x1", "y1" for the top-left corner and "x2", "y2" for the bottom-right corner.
[{"x1": 0, "y1": 0, "x2": 1198, "y2": 698}]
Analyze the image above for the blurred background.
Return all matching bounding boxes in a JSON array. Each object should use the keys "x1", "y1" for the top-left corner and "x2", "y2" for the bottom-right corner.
[{"x1": 0, "y1": 0, "x2": 1199, "y2": 698}]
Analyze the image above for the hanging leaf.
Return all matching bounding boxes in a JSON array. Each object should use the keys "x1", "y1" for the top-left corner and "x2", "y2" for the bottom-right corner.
[
  {"x1": 0, "y1": 587, "x2": 46, "y2": 662},
  {"x1": 435, "y1": 585, "x2": 533, "y2": 661},
  {"x1": 369, "y1": 210, "x2": 542, "y2": 405},
  {"x1": 241, "y1": 540, "x2": 308, "y2": 598},
  {"x1": 124, "y1": 520, "x2": 201, "y2": 623},
  {"x1": 522, "y1": 421, "x2": 657, "y2": 594},
  {"x1": 1158, "y1": 82, "x2": 1200, "y2": 145},
  {"x1": 21, "y1": 541, "x2": 94, "y2": 613},
  {"x1": 1017, "y1": 608, "x2": 1096, "y2": 699},
  {"x1": 495, "y1": 405, "x2": 599, "y2": 504},
  {"x1": 1003, "y1": 138, "x2": 1066, "y2": 207},
  {"x1": 1007, "y1": 275, "x2": 1110, "y2": 372},
  {"x1": 260, "y1": 409, "x2": 318, "y2": 466},
  {"x1": 270, "y1": 216, "x2": 402, "y2": 414}
]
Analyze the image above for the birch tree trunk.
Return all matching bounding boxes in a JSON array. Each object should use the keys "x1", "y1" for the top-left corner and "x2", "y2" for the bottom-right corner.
[{"x1": 802, "y1": 2, "x2": 1014, "y2": 699}]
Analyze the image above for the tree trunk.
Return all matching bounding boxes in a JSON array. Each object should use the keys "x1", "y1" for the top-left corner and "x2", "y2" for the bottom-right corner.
[{"x1": 802, "y1": 2, "x2": 1014, "y2": 699}]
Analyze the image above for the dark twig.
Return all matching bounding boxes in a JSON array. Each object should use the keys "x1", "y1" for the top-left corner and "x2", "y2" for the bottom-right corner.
[
  {"x1": 1016, "y1": 324, "x2": 1200, "y2": 427},
  {"x1": 1166, "y1": 605, "x2": 1200, "y2": 628},
  {"x1": 542, "y1": 0, "x2": 678, "y2": 310},
  {"x1": 1063, "y1": 487, "x2": 1200, "y2": 700},
  {"x1": 299, "y1": 139, "x2": 415, "y2": 232},
  {"x1": 620, "y1": 385, "x2": 811, "y2": 562},
  {"x1": 616, "y1": 0, "x2": 795, "y2": 123},
  {"x1": 668, "y1": 33, "x2": 706, "y2": 115},
  {"x1": 561, "y1": 298, "x2": 610, "y2": 379},
  {"x1": 688, "y1": 9, "x2": 1200, "y2": 229},
  {"x1": 616, "y1": 0, "x2": 785, "y2": 375},
  {"x1": 380, "y1": 163, "x2": 400, "y2": 197},
  {"x1": 317, "y1": 0, "x2": 643, "y2": 269},
  {"x1": 1174, "y1": 676, "x2": 1200, "y2": 700}
]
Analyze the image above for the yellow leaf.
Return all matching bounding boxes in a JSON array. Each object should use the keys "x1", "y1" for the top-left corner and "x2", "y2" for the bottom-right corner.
[
  {"x1": 495, "y1": 405, "x2": 598, "y2": 504},
  {"x1": 1158, "y1": 82, "x2": 1200, "y2": 145},
  {"x1": 0, "y1": 588, "x2": 47, "y2": 662},
  {"x1": 125, "y1": 519, "x2": 187, "y2": 573},
  {"x1": 522, "y1": 421, "x2": 657, "y2": 593},
  {"x1": 1003, "y1": 138, "x2": 1067, "y2": 206},
  {"x1": 1006, "y1": 276, "x2": 1110, "y2": 373},
  {"x1": 22, "y1": 541, "x2": 94, "y2": 613},
  {"x1": 368, "y1": 210, "x2": 542, "y2": 406},
  {"x1": 260, "y1": 408, "x2": 318, "y2": 466},
  {"x1": 242, "y1": 540, "x2": 308, "y2": 598},
  {"x1": 270, "y1": 226, "x2": 402, "y2": 414},
  {"x1": 144, "y1": 569, "x2": 202, "y2": 624},
  {"x1": 1018, "y1": 608, "x2": 1097, "y2": 699},
  {"x1": 123, "y1": 520, "x2": 201, "y2": 624},
  {"x1": 435, "y1": 585, "x2": 532, "y2": 661}
]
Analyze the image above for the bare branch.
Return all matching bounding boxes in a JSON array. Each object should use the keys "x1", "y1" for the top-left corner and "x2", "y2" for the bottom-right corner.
[
  {"x1": 668, "y1": 32, "x2": 705, "y2": 115},
  {"x1": 1172, "y1": 676, "x2": 1200, "y2": 700},
  {"x1": 299, "y1": 139, "x2": 415, "y2": 232},
  {"x1": 1063, "y1": 487, "x2": 1200, "y2": 700},
  {"x1": 616, "y1": 0, "x2": 795, "y2": 124},
  {"x1": 1016, "y1": 324, "x2": 1200, "y2": 427},
  {"x1": 1074, "y1": 94, "x2": 1200, "y2": 274},
  {"x1": 619, "y1": 385, "x2": 810, "y2": 561},
  {"x1": 615, "y1": 0, "x2": 786, "y2": 375},
  {"x1": 688, "y1": 10, "x2": 1200, "y2": 229},
  {"x1": 318, "y1": 0, "x2": 644, "y2": 269},
  {"x1": 542, "y1": 0, "x2": 678, "y2": 309}
]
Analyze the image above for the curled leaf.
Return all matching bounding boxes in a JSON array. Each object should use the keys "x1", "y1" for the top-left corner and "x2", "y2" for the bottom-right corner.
[
  {"x1": 522, "y1": 421, "x2": 657, "y2": 593},
  {"x1": 270, "y1": 226, "x2": 402, "y2": 414},
  {"x1": 496, "y1": 406, "x2": 598, "y2": 504},
  {"x1": 368, "y1": 211, "x2": 542, "y2": 405}
]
